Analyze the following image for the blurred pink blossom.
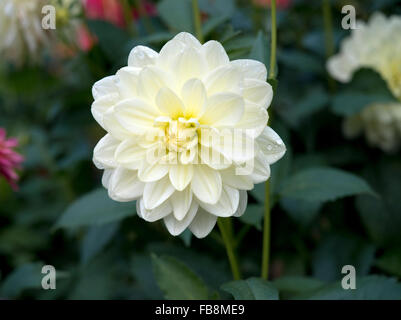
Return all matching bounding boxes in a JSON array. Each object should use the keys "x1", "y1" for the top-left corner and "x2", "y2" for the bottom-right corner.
[
  {"x1": 0, "y1": 128, "x2": 24, "y2": 190},
  {"x1": 84, "y1": 0, "x2": 125, "y2": 27},
  {"x1": 253, "y1": 0, "x2": 292, "y2": 9}
]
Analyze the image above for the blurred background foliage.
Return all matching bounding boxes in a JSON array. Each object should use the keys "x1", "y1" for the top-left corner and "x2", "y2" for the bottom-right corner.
[{"x1": 1, "y1": 0, "x2": 401, "y2": 300}]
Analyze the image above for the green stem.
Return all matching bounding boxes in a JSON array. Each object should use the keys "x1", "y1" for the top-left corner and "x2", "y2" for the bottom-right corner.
[
  {"x1": 268, "y1": 0, "x2": 277, "y2": 80},
  {"x1": 261, "y1": 0, "x2": 277, "y2": 280},
  {"x1": 261, "y1": 181, "x2": 271, "y2": 279},
  {"x1": 322, "y1": 0, "x2": 336, "y2": 91},
  {"x1": 218, "y1": 218, "x2": 242, "y2": 280},
  {"x1": 122, "y1": 0, "x2": 137, "y2": 37},
  {"x1": 192, "y1": 0, "x2": 204, "y2": 43}
]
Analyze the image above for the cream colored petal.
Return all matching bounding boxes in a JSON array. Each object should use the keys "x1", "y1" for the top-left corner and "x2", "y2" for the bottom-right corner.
[
  {"x1": 243, "y1": 79, "x2": 273, "y2": 109},
  {"x1": 128, "y1": 45, "x2": 158, "y2": 67},
  {"x1": 102, "y1": 107, "x2": 134, "y2": 141},
  {"x1": 114, "y1": 98, "x2": 160, "y2": 134},
  {"x1": 202, "y1": 40, "x2": 229, "y2": 71},
  {"x1": 101, "y1": 169, "x2": 114, "y2": 189},
  {"x1": 251, "y1": 151, "x2": 271, "y2": 183},
  {"x1": 115, "y1": 139, "x2": 147, "y2": 167},
  {"x1": 108, "y1": 168, "x2": 144, "y2": 202},
  {"x1": 137, "y1": 198, "x2": 172, "y2": 222},
  {"x1": 189, "y1": 208, "x2": 217, "y2": 238},
  {"x1": 235, "y1": 102, "x2": 269, "y2": 138},
  {"x1": 174, "y1": 32, "x2": 203, "y2": 49},
  {"x1": 230, "y1": 59, "x2": 267, "y2": 81},
  {"x1": 220, "y1": 167, "x2": 254, "y2": 190},
  {"x1": 199, "y1": 145, "x2": 232, "y2": 170},
  {"x1": 200, "y1": 93, "x2": 244, "y2": 127},
  {"x1": 115, "y1": 66, "x2": 140, "y2": 99},
  {"x1": 169, "y1": 164, "x2": 193, "y2": 191},
  {"x1": 181, "y1": 79, "x2": 207, "y2": 118},
  {"x1": 137, "y1": 66, "x2": 172, "y2": 101},
  {"x1": 170, "y1": 187, "x2": 193, "y2": 220},
  {"x1": 203, "y1": 64, "x2": 241, "y2": 96},
  {"x1": 257, "y1": 126, "x2": 286, "y2": 164},
  {"x1": 91, "y1": 93, "x2": 119, "y2": 128},
  {"x1": 233, "y1": 190, "x2": 248, "y2": 217},
  {"x1": 138, "y1": 160, "x2": 169, "y2": 183},
  {"x1": 163, "y1": 200, "x2": 198, "y2": 236},
  {"x1": 93, "y1": 134, "x2": 119, "y2": 169},
  {"x1": 173, "y1": 47, "x2": 206, "y2": 85},
  {"x1": 198, "y1": 185, "x2": 239, "y2": 217},
  {"x1": 191, "y1": 165, "x2": 222, "y2": 204},
  {"x1": 92, "y1": 76, "x2": 117, "y2": 100},
  {"x1": 156, "y1": 87, "x2": 185, "y2": 119},
  {"x1": 143, "y1": 175, "x2": 175, "y2": 210}
]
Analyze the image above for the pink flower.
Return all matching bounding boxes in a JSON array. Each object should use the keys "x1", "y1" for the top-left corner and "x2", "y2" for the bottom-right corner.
[
  {"x1": 0, "y1": 128, "x2": 24, "y2": 190},
  {"x1": 83, "y1": 0, "x2": 126, "y2": 27},
  {"x1": 253, "y1": 0, "x2": 292, "y2": 9}
]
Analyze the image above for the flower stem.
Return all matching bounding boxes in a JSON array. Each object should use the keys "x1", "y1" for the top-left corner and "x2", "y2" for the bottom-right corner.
[
  {"x1": 218, "y1": 218, "x2": 242, "y2": 280},
  {"x1": 261, "y1": 0, "x2": 277, "y2": 280},
  {"x1": 322, "y1": 0, "x2": 336, "y2": 91},
  {"x1": 192, "y1": 0, "x2": 204, "y2": 43},
  {"x1": 268, "y1": 0, "x2": 277, "y2": 80},
  {"x1": 261, "y1": 181, "x2": 271, "y2": 279},
  {"x1": 122, "y1": 0, "x2": 137, "y2": 37}
]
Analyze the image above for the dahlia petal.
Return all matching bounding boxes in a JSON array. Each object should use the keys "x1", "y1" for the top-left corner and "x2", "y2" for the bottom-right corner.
[
  {"x1": 156, "y1": 87, "x2": 185, "y2": 119},
  {"x1": 191, "y1": 165, "x2": 222, "y2": 204},
  {"x1": 198, "y1": 185, "x2": 239, "y2": 217},
  {"x1": 189, "y1": 208, "x2": 217, "y2": 238},
  {"x1": 230, "y1": 59, "x2": 267, "y2": 81},
  {"x1": 169, "y1": 164, "x2": 193, "y2": 191},
  {"x1": 137, "y1": 198, "x2": 172, "y2": 222},
  {"x1": 170, "y1": 187, "x2": 193, "y2": 221},
  {"x1": 108, "y1": 168, "x2": 144, "y2": 202},
  {"x1": 202, "y1": 40, "x2": 229, "y2": 71},
  {"x1": 143, "y1": 175, "x2": 175, "y2": 210},
  {"x1": 257, "y1": 127, "x2": 286, "y2": 164},
  {"x1": 163, "y1": 200, "x2": 198, "y2": 236},
  {"x1": 200, "y1": 93, "x2": 244, "y2": 127},
  {"x1": 128, "y1": 45, "x2": 158, "y2": 67},
  {"x1": 181, "y1": 78, "x2": 207, "y2": 118}
]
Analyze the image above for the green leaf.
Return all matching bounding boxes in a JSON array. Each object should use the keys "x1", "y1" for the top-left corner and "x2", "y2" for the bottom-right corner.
[
  {"x1": 331, "y1": 68, "x2": 396, "y2": 116},
  {"x1": 151, "y1": 254, "x2": 209, "y2": 300},
  {"x1": 80, "y1": 222, "x2": 119, "y2": 265},
  {"x1": 376, "y1": 248, "x2": 401, "y2": 278},
  {"x1": 300, "y1": 276, "x2": 401, "y2": 300},
  {"x1": 312, "y1": 234, "x2": 376, "y2": 281},
  {"x1": 278, "y1": 50, "x2": 323, "y2": 74},
  {"x1": 248, "y1": 31, "x2": 270, "y2": 68},
  {"x1": 157, "y1": 0, "x2": 194, "y2": 33},
  {"x1": 55, "y1": 189, "x2": 135, "y2": 229},
  {"x1": 356, "y1": 160, "x2": 401, "y2": 245},
  {"x1": 0, "y1": 263, "x2": 42, "y2": 298},
  {"x1": 280, "y1": 198, "x2": 323, "y2": 226},
  {"x1": 331, "y1": 92, "x2": 394, "y2": 116},
  {"x1": 87, "y1": 20, "x2": 131, "y2": 63},
  {"x1": 221, "y1": 278, "x2": 279, "y2": 300},
  {"x1": 283, "y1": 86, "x2": 329, "y2": 127},
  {"x1": 280, "y1": 167, "x2": 376, "y2": 203},
  {"x1": 273, "y1": 276, "x2": 324, "y2": 295},
  {"x1": 239, "y1": 204, "x2": 263, "y2": 230}
]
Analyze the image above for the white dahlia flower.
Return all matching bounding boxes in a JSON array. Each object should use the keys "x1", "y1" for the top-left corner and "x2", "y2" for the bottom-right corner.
[
  {"x1": 343, "y1": 102, "x2": 401, "y2": 152},
  {"x1": 92, "y1": 32, "x2": 286, "y2": 238},
  {"x1": 327, "y1": 12, "x2": 401, "y2": 100},
  {"x1": 0, "y1": 0, "x2": 48, "y2": 65}
]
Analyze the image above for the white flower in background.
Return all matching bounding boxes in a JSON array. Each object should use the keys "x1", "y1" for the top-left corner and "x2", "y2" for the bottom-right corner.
[
  {"x1": 343, "y1": 102, "x2": 401, "y2": 152},
  {"x1": 327, "y1": 12, "x2": 401, "y2": 100},
  {"x1": 0, "y1": 0, "x2": 48, "y2": 65},
  {"x1": 328, "y1": 12, "x2": 401, "y2": 152},
  {"x1": 91, "y1": 32, "x2": 286, "y2": 238}
]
